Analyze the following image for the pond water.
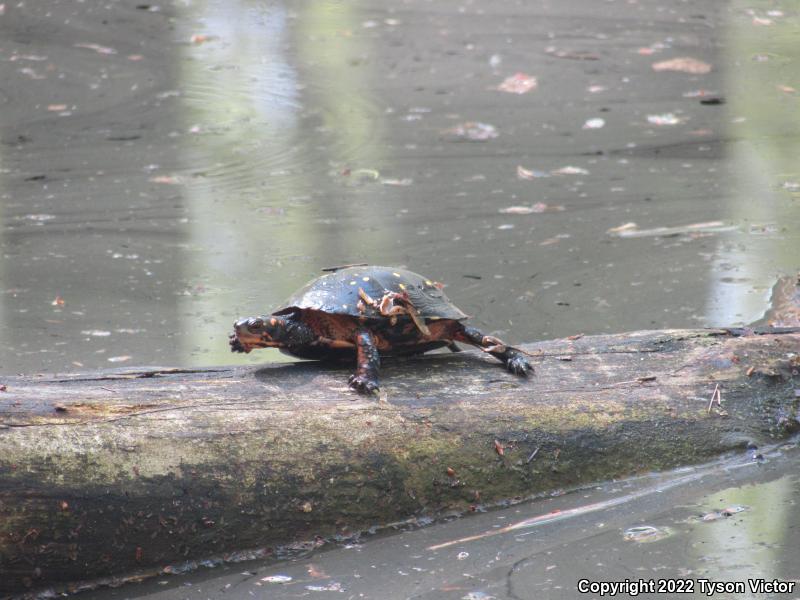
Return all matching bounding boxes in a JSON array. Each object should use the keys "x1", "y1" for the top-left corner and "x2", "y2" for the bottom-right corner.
[
  {"x1": 2, "y1": 0, "x2": 799, "y2": 597},
  {"x1": 1, "y1": 0, "x2": 797, "y2": 374}
]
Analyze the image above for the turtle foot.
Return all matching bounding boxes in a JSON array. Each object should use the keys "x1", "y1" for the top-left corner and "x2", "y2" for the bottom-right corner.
[
  {"x1": 229, "y1": 335, "x2": 248, "y2": 353},
  {"x1": 505, "y1": 352, "x2": 533, "y2": 376},
  {"x1": 348, "y1": 374, "x2": 380, "y2": 395}
]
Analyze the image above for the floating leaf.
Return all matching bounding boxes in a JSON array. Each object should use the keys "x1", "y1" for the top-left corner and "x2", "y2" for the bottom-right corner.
[
  {"x1": 553, "y1": 166, "x2": 589, "y2": 175},
  {"x1": 444, "y1": 122, "x2": 498, "y2": 141},
  {"x1": 261, "y1": 575, "x2": 292, "y2": 584},
  {"x1": 652, "y1": 57, "x2": 712, "y2": 74},
  {"x1": 516, "y1": 165, "x2": 549, "y2": 180},
  {"x1": 582, "y1": 118, "x2": 605, "y2": 129},
  {"x1": 647, "y1": 113, "x2": 682, "y2": 126},
  {"x1": 496, "y1": 72, "x2": 537, "y2": 94}
]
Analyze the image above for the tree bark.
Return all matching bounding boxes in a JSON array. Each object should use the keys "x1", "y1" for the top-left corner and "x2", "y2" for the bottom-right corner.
[{"x1": 1, "y1": 328, "x2": 798, "y2": 594}]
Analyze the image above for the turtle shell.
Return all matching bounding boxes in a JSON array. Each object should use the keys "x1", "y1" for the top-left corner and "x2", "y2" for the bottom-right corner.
[{"x1": 273, "y1": 266, "x2": 468, "y2": 321}]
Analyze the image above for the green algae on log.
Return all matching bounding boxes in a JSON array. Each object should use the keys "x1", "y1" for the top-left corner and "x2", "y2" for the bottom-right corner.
[{"x1": 1, "y1": 328, "x2": 799, "y2": 594}]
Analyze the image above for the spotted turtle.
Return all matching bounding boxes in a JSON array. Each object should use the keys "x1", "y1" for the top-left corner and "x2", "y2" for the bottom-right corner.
[{"x1": 229, "y1": 266, "x2": 532, "y2": 394}]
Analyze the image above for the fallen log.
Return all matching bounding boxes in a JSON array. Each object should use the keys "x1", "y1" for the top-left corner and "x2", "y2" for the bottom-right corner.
[{"x1": 1, "y1": 327, "x2": 799, "y2": 594}]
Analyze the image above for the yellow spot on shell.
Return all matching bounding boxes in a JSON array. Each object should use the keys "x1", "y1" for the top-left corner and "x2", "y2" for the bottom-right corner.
[
  {"x1": 398, "y1": 283, "x2": 406, "y2": 290},
  {"x1": 425, "y1": 280, "x2": 433, "y2": 286}
]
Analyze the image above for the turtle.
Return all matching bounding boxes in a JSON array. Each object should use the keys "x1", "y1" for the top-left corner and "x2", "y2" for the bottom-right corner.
[{"x1": 229, "y1": 265, "x2": 533, "y2": 394}]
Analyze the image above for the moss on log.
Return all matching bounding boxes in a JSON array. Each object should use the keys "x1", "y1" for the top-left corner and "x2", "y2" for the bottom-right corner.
[{"x1": 1, "y1": 328, "x2": 799, "y2": 594}]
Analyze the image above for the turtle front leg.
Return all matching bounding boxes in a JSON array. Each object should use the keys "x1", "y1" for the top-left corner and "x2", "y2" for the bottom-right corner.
[
  {"x1": 454, "y1": 325, "x2": 533, "y2": 376},
  {"x1": 348, "y1": 330, "x2": 381, "y2": 395}
]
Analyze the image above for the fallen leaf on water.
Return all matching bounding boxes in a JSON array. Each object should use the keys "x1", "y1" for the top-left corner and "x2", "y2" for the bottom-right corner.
[
  {"x1": 496, "y1": 72, "x2": 537, "y2": 94},
  {"x1": 444, "y1": 122, "x2": 498, "y2": 142},
  {"x1": 587, "y1": 85, "x2": 606, "y2": 93},
  {"x1": 380, "y1": 177, "x2": 413, "y2": 186},
  {"x1": 582, "y1": 118, "x2": 605, "y2": 129},
  {"x1": 553, "y1": 166, "x2": 590, "y2": 175},
  {"x1": 81, "y1": 330, "x2": 111, "y2": 337},
  {"x1": 516, "y1": 165, "x2": 549, "y2": 180},
  {"x1": 607, "y1": 222, "x2": 638, "y2": 234},
  {"x1": 608, "y1": 220, "x2": 735, "y2": 238},
  {"x1": 647, "y1": 113, "x2": 682, "y2": 126},
  {"x1": 500, "y1": 203, "x2": 564, "y2": 214},
  {"x1": 261, "y1": 575, "x2": 292, "y2": 584},
  {"x1": 51, "y1": 296, "x2": 65, "y2": 306},
  {"x1": 190, "y1": 34, "x2": 212, "y2": 44},
  {"x1": 777, "y1": 84, "x2": 796, "y2": 94},
  {"x1": 74, "y1": 43, "x2": 117, "y2": 55},
  {"x1": 652, "y1": 57, "x2": 712, "y2": 74},
  {"x1": 494, "y1": 440, "x2": 505, "y2": 456},
  {"x1": 752, "y1": 16, "x2": 772, "y2": 25},
  {"x1": 148, "y1": 175, "x2": 182, "y2": 184},
  {"x1": 47, "y1": 104, "x2": 68, "y2": 112},
  {"x1": 108, "y1": 355, "x2": 132, "y2": 363}
]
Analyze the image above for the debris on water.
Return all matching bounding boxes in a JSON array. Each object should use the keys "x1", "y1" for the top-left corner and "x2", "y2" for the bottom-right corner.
[
  {"x1": 47, "y1": 104, "x2": 68, "y2": 112},
  {"x1": 74, "y1": 42, "x2": 117, "y2": 55},
  {"x1": 51, "y1": 295, "x2": 65, "y2": 306},
  {"x1": 607, "y1": 220, "x2": 735, "y2": 238},
  {"x1": 553, "y1": 166, "x2": 589, "y2": 175},
  {"x1": 496, "y1": 72, "x2": 537, "y2": 94},
  {"x1": 81, "y1": 330, "x2": 111, "y2": 337},
  {"x1": 683, "y1": 89, "x2": 718, "y2": 98},
  {"x1": 623, "y1": 525, "x2": 671, "y2": 543},
  {"x1": 149, "y1": 175, "x2": 182, "y2": 185},
  {"x1": 777, "y1": 84, "x2": 796, "y2": 94},
  {"x1": 457, "y1": 551, "x2": 469, "y2": 560},
  {"x1": 190, "y1": 34, "x2": 212, "y2": 44},
  {"x1": 699, "y1": 97, "x2": 725, "y2": 105},
  {"x1": 652, "y1": 57, "x2": 712, "y2": 74},
  {"x1": 516, "y1": 165, "x2": 550, "y2": 180},
  {"x1": 444, "y1": 122, "x2": 499, "y2": 141},
  {"x1": 108, "y1": 355, "x2": 132, "y2": 363},
  {"x1": 261, "y1": 575, "x2": 292, "y2": 583},
  {"x1": 699, "y1": 505, "x2": 749, "y2": 522},
  {"x1": 647, "y1": 113, "x2": 682, "y2": 126},
  {"x1": 499, "y1": 203, "x2": 563, "y2": 214},
  {"x1": 380, "y1": 177, "x2": 413, "y2": 186},
  {"x1": 461, "y1": 592, "x2": 496, "y2": 600},
  {"x1": 545, "y1": 46, "x2": 599, "y2": 60},
  {"x1": 587, "y1": 85, "x2": 607, "y2": 93},
  {"x1": 781, "y1": 181, "x2": 799, "y2": 192},
  {"x1": 582, "y1": 117, "x2": 605, "y2": 129},
  {"x1": 305, "y1": 582, "x2": 344, "y2": 592}
]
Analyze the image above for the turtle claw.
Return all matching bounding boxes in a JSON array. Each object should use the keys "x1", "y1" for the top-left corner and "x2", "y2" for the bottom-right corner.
[
  {"x1": 505, "y1": 352, "x2": 533, "y2": 377},
  {"x1": 229, "y1": 335, "x2": 248, "y2": 353},
  {"x1": 348, "y1": 374, "x2": 380, "y2": 395}
]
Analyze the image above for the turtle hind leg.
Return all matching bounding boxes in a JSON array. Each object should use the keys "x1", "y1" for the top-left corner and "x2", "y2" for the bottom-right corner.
[
  {"x1": 454, "y1": 325, "x2": 533, "y2": 376},
  {"x1": 348, "y1": 330, "x2": 381, "y2": 395}
]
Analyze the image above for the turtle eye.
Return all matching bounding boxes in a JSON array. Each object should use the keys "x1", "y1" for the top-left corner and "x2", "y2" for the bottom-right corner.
[{"x1": 248, "y1": 317, "x2": 265, "y2": 329}]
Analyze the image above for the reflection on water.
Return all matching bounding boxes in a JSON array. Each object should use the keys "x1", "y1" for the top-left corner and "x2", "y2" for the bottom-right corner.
[
  {"x1": 705, "y1": 1, "x2": 800, "y2": 327},
  {"x1": 0, "y1": 0, "x2": 797, "y2": 374}
]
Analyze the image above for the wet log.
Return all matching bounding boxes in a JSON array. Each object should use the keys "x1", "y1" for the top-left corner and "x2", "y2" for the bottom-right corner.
[{"x1": 1, "y1": 328, "x2": 799, "y2": 594}]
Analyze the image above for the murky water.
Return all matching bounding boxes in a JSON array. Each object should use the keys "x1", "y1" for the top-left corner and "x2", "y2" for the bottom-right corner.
[
  {"x1": 2, "y1": 0, "x2": 800, "y2": 597},
  {"x1": 78, "y1": 441, "x2": 800, "y2": 599},
  {"x1": 0, "y1": 0, "x2": 797, "y2": 374}
]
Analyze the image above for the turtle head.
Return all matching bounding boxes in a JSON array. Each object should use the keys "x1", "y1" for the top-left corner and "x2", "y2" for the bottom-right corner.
[{"x1": 230, "y1": 315, "x2": 285, "y2": 353}]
